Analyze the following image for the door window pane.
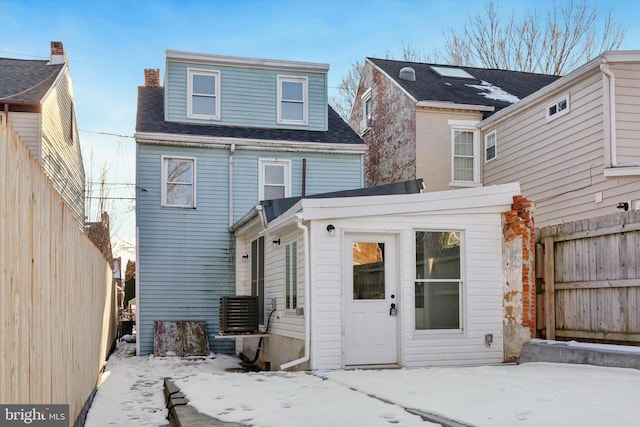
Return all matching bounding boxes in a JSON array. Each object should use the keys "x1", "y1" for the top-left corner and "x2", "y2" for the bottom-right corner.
[{"x1": 353, "y1": 242, "x2": 385, "y2": 300}]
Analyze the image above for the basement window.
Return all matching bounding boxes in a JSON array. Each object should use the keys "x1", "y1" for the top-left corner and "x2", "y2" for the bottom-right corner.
[{"x1": 546, "y1": 94, "x2": 570, "y2": 121}]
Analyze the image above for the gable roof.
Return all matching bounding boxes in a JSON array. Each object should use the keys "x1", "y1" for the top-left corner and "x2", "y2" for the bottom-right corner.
[
  {"x1": 368, "y1": 58, "x2": 561, "y2": 116},
  {"x1": 260, "y1": 179, "x2": 424, "y2": 223},
  {"x1": 0, "y1": 58, "x2": 64, "y2": 104},
  {"x1": 135, "y1": 86, "x2": 364, "y2": 145}
]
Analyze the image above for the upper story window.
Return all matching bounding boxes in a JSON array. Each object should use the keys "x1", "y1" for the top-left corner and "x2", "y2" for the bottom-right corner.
[
  {"x1": 259, "y1": 158, "x2": 291, "y2": 201},
  {"x1": 161, "y1": 156, "x2": 196, "y2": 208},
  {"x1": 449, "y1": 120, "x2": 480, "y2": 186},
  {"x1": 485, "y1": 130, "x2": 497, "y2": 162},
  {"x1": 360, "y1": 88, "x2": 372, "y2": 134},
  {"x1": 546, "y1": 94, "x2": 570, "y2": 121},
  {"x1": 278, "y1": 76, "x2": 307, "y2": 124},
  {"x1": 188, "y1": 68, "x2": 220, "y2": 120}
]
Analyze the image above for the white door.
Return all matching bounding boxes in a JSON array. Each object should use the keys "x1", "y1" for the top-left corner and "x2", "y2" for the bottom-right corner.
[{"x1": 343, "y1": 233, "x2": 398, "y2": 366}]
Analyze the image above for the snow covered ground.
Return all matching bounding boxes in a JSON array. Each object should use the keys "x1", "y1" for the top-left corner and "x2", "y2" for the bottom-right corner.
[{"x1": 85, "y1": 342, "x2": 640, "y2": 427}]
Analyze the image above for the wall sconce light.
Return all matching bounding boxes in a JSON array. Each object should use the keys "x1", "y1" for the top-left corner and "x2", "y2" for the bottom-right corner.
[
  {"x1": 272, "y1": 238, "x2": 281, "y2": 248},
  {"x1": 326, "y1": 224, "x2": 335, "y2": 234},
  {"x1": 242, "y1": 254, "x2": 249, "y2": 261},
  {"x1": 617, "y1": 201, "x2": 630, "y2": 211}
]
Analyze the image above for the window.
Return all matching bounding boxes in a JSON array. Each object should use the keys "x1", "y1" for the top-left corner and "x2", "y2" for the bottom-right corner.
[
  {"x1": 259, "y1": 159, "x2": 291, "y2": 201},
  {"x1": 285, "y1": 240, "x2": 298, "y2": 310},
  {"x1": 360, "y1": 88, "x2": 372, "y2": 133},
  {"x1": 546, "y1": 94, "x2": 570, "y2": 121},
  {"x1": 415, "y1": 231, "x2": 462, "y2": 330},
  {"x1": 451, "y1": 129, "x2": 479, "y2": 184},
  {"x1": 431, "y1": 66, "x2": 475, "y2": 79},
  {"x1": 485, "y1": 131, "x2": 497, "y2": 162},
  {"x1": 161, "y1": 156, "x2": 195, "y2": 208},
  {"x1": 278, "y1": 76, "x2": 307, "y2": 124},
  {"x1": 251, "y1": 237, "x2": 265, "y2": 323},
  {"x1": 188, "y1": 68, "x2": 220, "y2": 120}
]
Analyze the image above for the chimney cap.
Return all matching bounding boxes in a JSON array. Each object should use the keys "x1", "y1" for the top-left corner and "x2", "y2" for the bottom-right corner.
[{"x1": 144, "y1": 68, "x2": 161, "y2": 88}]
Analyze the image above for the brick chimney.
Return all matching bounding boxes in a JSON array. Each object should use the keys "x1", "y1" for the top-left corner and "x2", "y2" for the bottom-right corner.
[
  {"x1": 144, "y1": 69, "x2": 161, "y2": 88},
  {"x1": 48, "y1": 41, "x2": 67, "y2": 65}
]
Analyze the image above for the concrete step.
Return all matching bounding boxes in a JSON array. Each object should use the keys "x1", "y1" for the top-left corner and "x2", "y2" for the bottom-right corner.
[{"x1": 519, "y1": 339, "x2": 640, "y2": 370}]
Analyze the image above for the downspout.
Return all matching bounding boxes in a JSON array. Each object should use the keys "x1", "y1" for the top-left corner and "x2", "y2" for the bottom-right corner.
[
  {"x1": 280, "y1": 212, "x2": 310, "y2": 370},
  {"x1": 600, "y1": 61, "x2": 618, "y2": 167},
  {"x1": 228, "y1": 144, "x2": 236, "y2": 227}
]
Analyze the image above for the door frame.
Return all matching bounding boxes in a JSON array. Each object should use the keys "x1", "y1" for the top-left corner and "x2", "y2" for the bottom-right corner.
[{"x1": 341, "y1": 231, "x2": 401, "y2": 368}]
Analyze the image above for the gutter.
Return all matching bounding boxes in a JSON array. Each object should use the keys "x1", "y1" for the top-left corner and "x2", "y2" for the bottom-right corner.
[
  {"x1": 280, "y1": 213, "x2": 311, "y2": 370},
  {"x1": 600, "y1": 60, "x2": 640, "y2": 171},
  {"x1": 228, "y1": 144, "x2": 235, "y2": 227},
  {"x1": 600, "y1": 61, "x2": 618, "y2": 167}
]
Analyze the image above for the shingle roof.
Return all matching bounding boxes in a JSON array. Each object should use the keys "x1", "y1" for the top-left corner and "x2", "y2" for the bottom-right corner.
[
  {"x1": 0, "y1": 58, "x2": 64, "y2": 103},
  {"x1": 136, "y1": 86, "x2": 364, "y2": 144},
  {"x1": 369, "y1": 58, "x2": 561, "y2": 115},
  {"x1": 261, "y1": 179, "x2": 424, "y2": 222}
]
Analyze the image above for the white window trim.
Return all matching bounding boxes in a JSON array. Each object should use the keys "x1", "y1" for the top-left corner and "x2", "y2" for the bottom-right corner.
[
  {"x1": 484, "y1": 130, "x2": 497, "y2": 163},
  {"x1": 546, "y1": 93, "x2": 570, "y2": 122},
  {"x1": 448, "y1": 120, "x2": 480, "y2": 187},
  {"x1": 161, "y1": 155, "x2": 196, "y2": 208},
  {"x1": 360, "y1": 88, "x2": 372, "y2": 134},
  {"x1": 277, "y1": 75, "x2": 308, "y2": 125},
  {"x1": 258, "y1": 158, "x2": 292, "y2": 201},
  {"x1": 413, "y1": 229, "x2": 466, "y2": 335},
  {"x1": 187, "y1": 68, "x2": 220, "y2": 120},
  {"x1": 285, "y1": 239, "x2": 298, "y2": 311}
]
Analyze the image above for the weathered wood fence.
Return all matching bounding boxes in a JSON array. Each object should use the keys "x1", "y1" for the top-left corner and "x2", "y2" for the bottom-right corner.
[
  {"x1": 0, "y1": 113, "x2": 117, "y2": 426},
  {"x1": 537, "y1": 211, "x2": 640, "y2": 343}
]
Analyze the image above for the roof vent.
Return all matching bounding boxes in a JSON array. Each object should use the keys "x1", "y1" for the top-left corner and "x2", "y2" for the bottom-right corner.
[{"x1": 399, "y1": 67, "x2": 416, "y2": 81}]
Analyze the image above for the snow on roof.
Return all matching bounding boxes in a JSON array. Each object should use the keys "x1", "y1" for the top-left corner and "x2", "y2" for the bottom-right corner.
[{"x1": 465, "y1": 80, "x2": 520, "y2": 104}]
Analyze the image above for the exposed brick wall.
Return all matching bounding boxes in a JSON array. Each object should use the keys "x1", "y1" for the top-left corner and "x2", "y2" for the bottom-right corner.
[
  {"x1": 349, "y1": 62, "x2": 416, "y2": 187},
  {"x1": 503, "y1": 195, "x2": 536, "y2": 361},
  {"x1": 144, "y1": 68, "x2": 161, "y2": 88}
]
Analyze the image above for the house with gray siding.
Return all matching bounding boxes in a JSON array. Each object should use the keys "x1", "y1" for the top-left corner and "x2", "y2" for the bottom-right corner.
[
  {"x1": 135, "y1": 50, "x2": 366, "y2": 356},
  {"x1": 0, "y1": 41, "x2": 85, "y2": 227},
  {"x1": 480, "y1": 50, "x2": 640, "y2": 227}
]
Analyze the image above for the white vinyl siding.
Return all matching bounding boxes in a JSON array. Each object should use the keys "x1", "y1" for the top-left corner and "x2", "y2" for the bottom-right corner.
[
  {"x1": 187, "y1": 68, "x2": 220, "y2": 120},
  {"x1": 483, "y1": 69, "x2": 640, "y2": 226},
  {"x1": 309, "y1": 212, "x2": 505, "y2": 370},
  {"x1": 610, "y1": 62, "x2": 640, "y2": 167}
]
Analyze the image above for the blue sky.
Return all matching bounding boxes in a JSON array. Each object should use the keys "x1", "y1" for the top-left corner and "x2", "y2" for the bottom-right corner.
[{"x1": 1, "y1": 0, "x2": 638, "y2": 262}]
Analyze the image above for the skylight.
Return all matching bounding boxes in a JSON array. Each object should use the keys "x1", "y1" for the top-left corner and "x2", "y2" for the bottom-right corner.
[{"x1": 431, "y1": 66, "x2": 475, "y2": 79}]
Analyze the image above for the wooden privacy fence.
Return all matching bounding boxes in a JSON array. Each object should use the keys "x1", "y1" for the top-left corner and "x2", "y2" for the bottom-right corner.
[
  {"x1": 0, "y1": 113, "x2": 117, "y2": 426},
  {"x1": 537, "y1": 211, "x2": 640, "y2": 343}
]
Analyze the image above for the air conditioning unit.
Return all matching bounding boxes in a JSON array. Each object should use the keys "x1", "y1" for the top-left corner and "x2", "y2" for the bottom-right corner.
[{"x1": 220, "y1": 296, "x2": 259, "y2": 333}]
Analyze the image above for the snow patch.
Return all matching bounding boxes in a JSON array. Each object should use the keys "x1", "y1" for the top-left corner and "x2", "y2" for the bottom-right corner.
[{"x1": 466, "y1": 80, "x2": 520, "y2": 103}]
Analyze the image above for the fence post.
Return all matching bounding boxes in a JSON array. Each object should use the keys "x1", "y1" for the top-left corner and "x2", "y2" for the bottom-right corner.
[{"x1": 543, "y1": 236, "x2": 556, "y2": 340}]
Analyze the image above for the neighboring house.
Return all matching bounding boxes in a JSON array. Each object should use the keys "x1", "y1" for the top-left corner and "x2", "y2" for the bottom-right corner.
[
  {"x1": 0, "y1": 41, "x2": 85, "y2": 227},
  {"x1": 135, "y1": 50, "x2": 367, "y2": 355},
  {"x1": 480, "y1": 51, "x2": 640, "y2": 227},
  {"x1": 349, "y1": 57, "x2": 559, "y2": 189},
  {"x1": 232, "y1": 181, "x2": 531, "y2": 370},
  {"x1": 86, "y1": 211, "x2": 123, "y2": 309}
]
